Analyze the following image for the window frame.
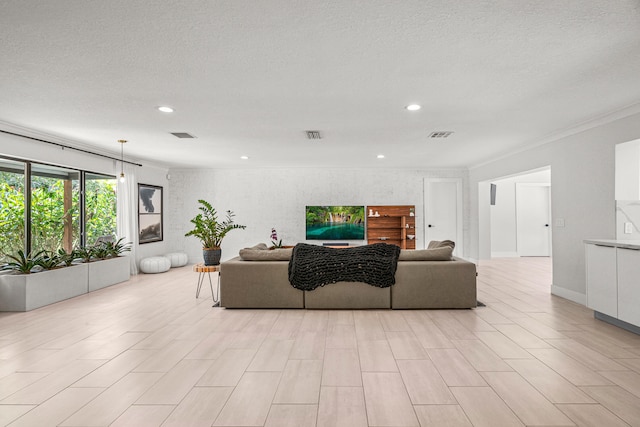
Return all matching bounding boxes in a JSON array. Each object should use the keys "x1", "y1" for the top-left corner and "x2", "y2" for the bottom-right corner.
[{"x1": 0, "y1": 154, "x2": 116, "y2": 256}]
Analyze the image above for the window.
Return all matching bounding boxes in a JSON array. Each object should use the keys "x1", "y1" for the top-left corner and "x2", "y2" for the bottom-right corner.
[
  {"x1": 30, "y1": 164, "x2": 80, "y2": 253},
  {"x1": 0, "y1": 156, "x2": 117, "y2": 261},
  {"x1": 0, "y1": 159, "x2": 25, "y2": 263},
  {"x1": 85, "y1": 173, "x2": 117, "y2": 246}
]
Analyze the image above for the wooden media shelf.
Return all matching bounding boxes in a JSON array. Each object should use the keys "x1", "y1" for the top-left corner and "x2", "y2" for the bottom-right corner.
[{"x1": 366, "y1": 205, "x2": 416, "y2": 249}]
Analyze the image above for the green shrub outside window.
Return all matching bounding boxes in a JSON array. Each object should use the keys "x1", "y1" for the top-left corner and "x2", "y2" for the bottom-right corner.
[{"x1": 0, "y1": 158, "x2": 117, "y2": 264}]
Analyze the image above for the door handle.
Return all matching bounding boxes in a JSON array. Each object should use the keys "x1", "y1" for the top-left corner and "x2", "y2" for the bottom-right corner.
[
  {"x1": 545, "y1": 224, "x2": 549, "y2": 227},
  {"x1": 428, "y1": 224, "x2": 434, "y2": 228}
]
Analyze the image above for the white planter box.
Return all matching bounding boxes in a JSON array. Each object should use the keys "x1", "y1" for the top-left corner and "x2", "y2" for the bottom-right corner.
[
  {"x1": 88, "y1": 256, "x2": 131, "y2": 292},
  {"x1": 0, "y1": 263, "x2": 88, "y2": 312}
]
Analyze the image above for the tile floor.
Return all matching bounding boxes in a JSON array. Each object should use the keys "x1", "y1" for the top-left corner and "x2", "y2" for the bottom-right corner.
[{"x1": 1, "y1": 257, "x2": 640, "y2": 426}]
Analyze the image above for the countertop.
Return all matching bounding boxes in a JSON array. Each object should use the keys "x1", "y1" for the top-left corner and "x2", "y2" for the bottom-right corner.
[{"x1": 584, "y1": 239, "x2": 640, "y2": 250}]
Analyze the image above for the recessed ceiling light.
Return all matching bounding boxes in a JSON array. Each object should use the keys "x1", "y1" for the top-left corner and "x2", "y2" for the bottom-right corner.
[
  {"x1": 158, "y1": 106, "x2": 174, "y2": 113},
  {"x1": 240, "y1": 156, "x2": 249, "y2": 160},
  {"x1": 405, "y1": 104, "x2": 421, "y2": 111},
  {"x1": 377, "y1": 154, "x2": 385, "y2": 159}
]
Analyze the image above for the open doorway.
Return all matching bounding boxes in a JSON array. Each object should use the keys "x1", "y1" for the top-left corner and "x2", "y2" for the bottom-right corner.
[{"x1": 485, "y1": 167, "x2": 552, "y2": 258}]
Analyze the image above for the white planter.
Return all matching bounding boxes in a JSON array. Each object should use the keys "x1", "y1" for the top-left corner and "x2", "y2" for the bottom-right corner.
[
  {"x1": 87, "y1": 255, "x2": 131, "y2": 292},
  {"x1": 0, "y1": 263, "x2": 88, "y2": 312}
]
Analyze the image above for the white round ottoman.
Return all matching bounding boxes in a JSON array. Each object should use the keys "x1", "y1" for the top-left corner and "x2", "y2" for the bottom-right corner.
[
  {"x1": 140, "y1": 256, "x2": 171, "y2": 274},
  {"x1": 164, "y1": 252, "x2": 188, "y2": 268}
]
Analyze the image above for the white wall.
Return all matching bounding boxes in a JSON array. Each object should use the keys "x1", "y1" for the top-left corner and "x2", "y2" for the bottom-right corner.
[
  {"x1": 0, "y1": 130, "x2": 118, "y2": 176},
  {"x1": 0, "y1": 128, "x2": 171, "y2": 268},
  {"x1": 470, "y1": 110, "x2": 640, "y2": 304},
  {"x1": 167, "y1": 168, "x2": 469, "y2": 264},
  {"x1": 490, "y1": 169, "x2": 551, "y2": 257}
]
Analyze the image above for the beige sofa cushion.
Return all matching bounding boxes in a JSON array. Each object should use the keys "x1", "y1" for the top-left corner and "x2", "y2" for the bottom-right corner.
[
  {"x1": 427, "y1": 240, "x2": 455, "y2": 250},
  {"x1": 239, "y1": 247, "x2": 293, "y2": 261},
  {"x1": 244, "y1": 243, "x2": 269, "y2": 251},
  {"x1": 398, "y1": 246, "x2": 453, "y2": 261}
]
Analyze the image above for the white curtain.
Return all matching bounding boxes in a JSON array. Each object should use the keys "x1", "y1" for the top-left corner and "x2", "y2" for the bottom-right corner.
[{"x1": 117, "y1": 163, "x2": 139, "y2": 275}]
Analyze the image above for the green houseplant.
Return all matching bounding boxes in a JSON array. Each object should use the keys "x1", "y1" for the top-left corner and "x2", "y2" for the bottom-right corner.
[
  {"x1": 57, "y1": 248, "x2": 78, "y2": 266},
  {"x1": 1, "y1": 250, "x2": 45, "y2": 274},
  {"x1": 0, "y1": 241, "x2": 132, "y2": 311},
  {"x1": 185, "y1": 199, "x2": 246, "y2": 265},
  {"x1": 102, "y1": 237, "x2": 132, "y2": 258}
]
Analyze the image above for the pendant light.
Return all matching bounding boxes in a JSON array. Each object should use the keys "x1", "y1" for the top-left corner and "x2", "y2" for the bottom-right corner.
[{"x1": 118, "y1": 139, "x2": 127, "y2": 182}]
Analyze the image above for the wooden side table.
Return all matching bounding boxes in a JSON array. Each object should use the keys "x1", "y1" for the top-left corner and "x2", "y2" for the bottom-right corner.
[{"x1": 193, "y1": 263, "x2": 221, "y2": 307}]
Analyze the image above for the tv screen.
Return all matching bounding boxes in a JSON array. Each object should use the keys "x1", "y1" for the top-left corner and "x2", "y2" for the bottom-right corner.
[{"x1": 305, "y1": 206, "x2": 366, "y2": 240}]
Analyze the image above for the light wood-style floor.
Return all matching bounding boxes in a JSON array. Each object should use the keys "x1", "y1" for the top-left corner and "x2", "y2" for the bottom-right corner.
[{"x1": 2, "y1": 258, "x2": 640, "y2": 426}]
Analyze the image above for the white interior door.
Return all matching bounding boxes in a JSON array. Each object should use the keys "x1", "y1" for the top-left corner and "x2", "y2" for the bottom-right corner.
[
  {"x1": 424, "y1": 178, "x2": 463, "y2": 255},
  {"x1": 516, "y1": 183, "x2": 551, "y2": 256}
]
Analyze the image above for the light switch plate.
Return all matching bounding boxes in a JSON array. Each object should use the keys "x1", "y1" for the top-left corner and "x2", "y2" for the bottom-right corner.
[
  {"x1": 625, "y1": 222, "x2": 634, "y2": 234},
  {"x1": 555, "y1": 218, "x2": 565, "y2": 227}
]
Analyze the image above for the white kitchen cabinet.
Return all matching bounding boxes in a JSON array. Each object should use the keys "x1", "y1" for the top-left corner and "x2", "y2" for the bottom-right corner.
[
  {"x1": 585, "y1": 243, "x2": 618, "y2": 317},
  {"x1": 617, "y1": 247, "x2": 640, "y2": 326}
]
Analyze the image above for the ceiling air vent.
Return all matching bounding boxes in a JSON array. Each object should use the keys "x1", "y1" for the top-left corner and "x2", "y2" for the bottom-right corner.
[
  {"x1": 305, "y1": 130, "x2": 322, "y2": 140},
  {"x1": 429, "y1": 131, "x2": 454, "y2": 139},
  {"x1": 170, "y1": 132, "x2": 196, "y2": 139}
]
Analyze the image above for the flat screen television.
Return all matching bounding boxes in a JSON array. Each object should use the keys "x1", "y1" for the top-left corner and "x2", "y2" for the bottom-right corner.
[{"x1": 305, "y1": 205, "x2": 365, "y2": 240}]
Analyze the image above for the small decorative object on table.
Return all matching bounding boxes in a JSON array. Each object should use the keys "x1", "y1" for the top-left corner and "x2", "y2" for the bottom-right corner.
[{"x1": 270, "y1": 227, "x2": 283, "y2": 249}]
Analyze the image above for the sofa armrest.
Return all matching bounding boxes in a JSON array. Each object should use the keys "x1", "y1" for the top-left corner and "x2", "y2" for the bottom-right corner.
[{"x1": 392, "y1": 259, "x2": 477, "y2": 309}]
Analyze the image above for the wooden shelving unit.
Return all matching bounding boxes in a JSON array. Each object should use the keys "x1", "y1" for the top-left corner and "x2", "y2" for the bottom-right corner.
[{"x1": 366, "y1": 205, "x2": 416, "y2": 249}]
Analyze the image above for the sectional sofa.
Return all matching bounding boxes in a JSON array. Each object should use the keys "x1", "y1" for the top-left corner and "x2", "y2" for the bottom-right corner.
[{"x1": 219, "y1": 242, "x2": 477, "y2": 309}]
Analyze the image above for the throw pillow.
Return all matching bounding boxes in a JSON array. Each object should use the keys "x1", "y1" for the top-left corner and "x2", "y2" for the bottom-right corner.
[
  {"x1": 239, "y1": 248, "x2": 293, "y2": 261},
  {"x1": 242, "y1": 243, "x2": 269, "y2": 251},
  {"x1": 427, "y1": 240, "x2": 455, "y2": 250},
  {"x1": 398, "y1": 246, "x2": 453, "y2": 261}
]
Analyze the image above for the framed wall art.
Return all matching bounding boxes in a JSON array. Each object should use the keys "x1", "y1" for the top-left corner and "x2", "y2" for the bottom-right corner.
[{"x1": 138, "y1": 183, "x2": 163, "y2": 244}]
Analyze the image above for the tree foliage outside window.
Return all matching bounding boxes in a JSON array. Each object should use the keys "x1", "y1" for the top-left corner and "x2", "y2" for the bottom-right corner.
[
  {"x1": 85, "y1": 177, "x2": 117, "y2": 245},
  {"x1": 0, "y1": 171, "x2": 25, "y2": 263},
  {"x1": 30, "y1": 175, "x2": 79, "y2": 253},
  {"x1": 0, "y1": 167, "x2": 117, "y2": 263}
]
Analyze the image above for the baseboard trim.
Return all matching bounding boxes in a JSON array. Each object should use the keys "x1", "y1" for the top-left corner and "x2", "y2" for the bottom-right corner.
[
  {"x1": 550, "y1": 285, "x2": 586, "y2": 305},
  {"x1": 595, "y1": 311, "x2": 640, "y2": 336},
  {"x1": 491, "y1": 252, "x2": 519, "y2": 258}
]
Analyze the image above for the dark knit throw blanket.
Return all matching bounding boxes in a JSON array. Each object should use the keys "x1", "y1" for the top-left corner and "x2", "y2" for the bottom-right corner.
[{"x1": 288, "y1": 243, "x2": 401, "y2": 291}]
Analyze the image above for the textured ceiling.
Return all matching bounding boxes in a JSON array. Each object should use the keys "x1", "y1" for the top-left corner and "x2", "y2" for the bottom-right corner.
[{"x1": 1, "y1": 0, "x2": 640, "y2": 169}]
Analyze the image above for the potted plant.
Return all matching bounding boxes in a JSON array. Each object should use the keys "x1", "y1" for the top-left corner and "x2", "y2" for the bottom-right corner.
[
  {"x1": 103, "y1": 237, "x2": 132, "y2": 257},
  {"x1": 0, "y1": 239, "x2": 132, "y2": 311},
  {"x1": 86, "y1": 238, "x2": 132, "y2": 292},
  {"x1": 269, "y1": 227, "x2": 295, "y2": 249},
  {"x1": 74, "y1": 245, "x2": 95, "y2": 263},
  {"x1": 185, "y1": 199, "x2": 246, "y2": 265},
  {"x1": 0, "y1": 249, "x2": 89, "y2": 311},
  {"x1": 57, "y1": 248, "x2": 78, "y2": 266},
  {"x1": 37, "y1": 251, "x2": 62, "y2": 270},
  {"x1": 2, "y1": 250, "x2": 45, "y2": 274},
  {"x1": 270, "y1": 228, "x2": 283, "y2": 249}
]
